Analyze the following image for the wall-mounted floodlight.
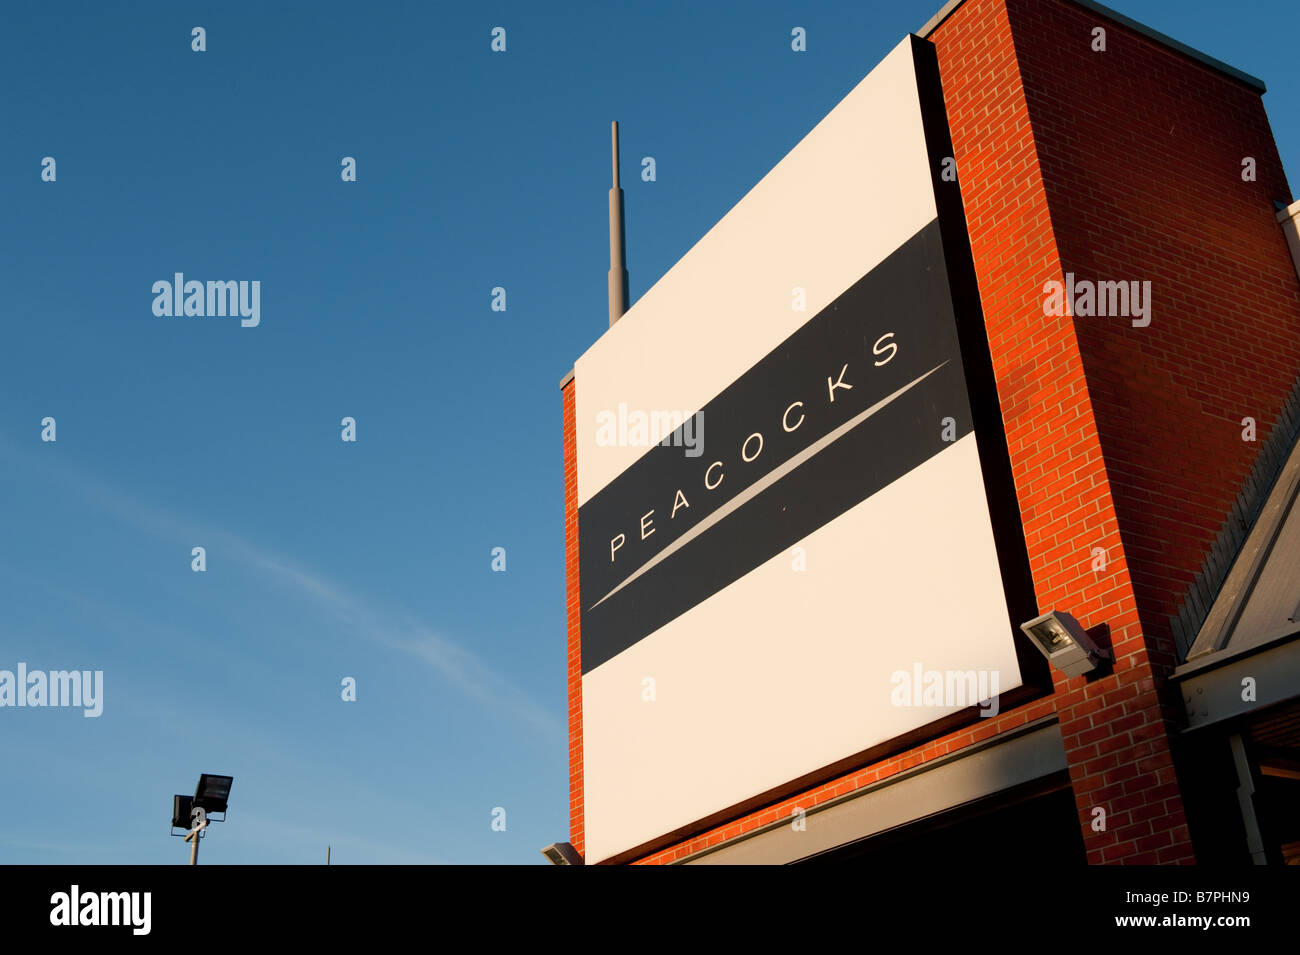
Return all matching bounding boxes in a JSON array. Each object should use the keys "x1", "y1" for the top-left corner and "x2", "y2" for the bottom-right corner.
[
  {"x1": 541, "y1": 842, "x2": 584, "y2": 865},
  {"x1": 1020, "y1": 611, "x2": 1112, "y2": 677},
  {"x1": 169, "y1": 774, "x2": 233, "y2": 864}
]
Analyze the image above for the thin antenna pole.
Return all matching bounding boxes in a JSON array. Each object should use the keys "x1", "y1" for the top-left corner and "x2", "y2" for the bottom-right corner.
[
  {"x1": 612, "y1": 121, "x2": 621, "y2": 189},
  {"x1": 326, "y1": 845, "x2": 331, "y2": 865},
  {"x1": 608, "y1": 121, "x2": 629, "y2": 327}
]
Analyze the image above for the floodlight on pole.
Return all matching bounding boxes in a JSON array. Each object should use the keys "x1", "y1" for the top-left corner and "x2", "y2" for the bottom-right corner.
[
  {"x1": 170, "y1": 773, "x2": 233, "y2": 864},
  {"x1": 195, "y1": 773, "x2": 233, "y2": 817}
]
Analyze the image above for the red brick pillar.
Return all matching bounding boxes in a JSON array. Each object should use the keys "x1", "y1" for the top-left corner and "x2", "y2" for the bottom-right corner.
[
  {"x1": 922, "y1": 0, "x2": 1140, "y2": 863},
  {"x1": 562, "y1": 377, "x2": 585, "y2": 856}
]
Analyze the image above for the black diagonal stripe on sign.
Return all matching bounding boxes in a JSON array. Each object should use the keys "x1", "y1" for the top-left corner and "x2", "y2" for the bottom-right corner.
[{"x1": 579, "y1": 217, "x2": 973, "y2": 673}]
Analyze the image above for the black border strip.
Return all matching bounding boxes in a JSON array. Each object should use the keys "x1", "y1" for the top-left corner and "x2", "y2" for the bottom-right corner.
[{"x1": 910, "y1": 32, "x2": 1049, "y2": 697}]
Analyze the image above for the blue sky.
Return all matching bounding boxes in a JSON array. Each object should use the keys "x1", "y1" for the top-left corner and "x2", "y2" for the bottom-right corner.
[{"x1": 1, "y1": 0, "x2": 1295, "y2": 864}]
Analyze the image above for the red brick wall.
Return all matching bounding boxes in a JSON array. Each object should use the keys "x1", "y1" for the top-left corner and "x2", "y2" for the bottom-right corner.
[
  {"x1": 934, "y1": 0, "x2": 1194, "y2": 865},
  {"x1": 574, "y1": 0, "x2": 1298, "y2": 865},
  {"x1": 1006, "y1": 0, "x2": 1300, "y2": 675},
  {"x1": 562, "y1": 378, "x2": 584, "y2": 856}
]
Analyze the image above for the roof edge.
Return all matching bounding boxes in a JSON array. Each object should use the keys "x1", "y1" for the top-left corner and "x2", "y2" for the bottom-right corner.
[
  {"x1": 1175, "y1": 375, "x2": 1300, "y2": 660},
  {"x1": 917, "y1": 0, "x2": 1266, "y2": 93}
]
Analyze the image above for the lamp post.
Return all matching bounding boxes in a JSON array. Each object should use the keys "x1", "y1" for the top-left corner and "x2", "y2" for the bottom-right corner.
[
  {"x1": 184, "y1": 814, "x2": 204, "y2": 865},
  {"x1": 170, "y1": 773, "x2": 233, "y2": 864}
]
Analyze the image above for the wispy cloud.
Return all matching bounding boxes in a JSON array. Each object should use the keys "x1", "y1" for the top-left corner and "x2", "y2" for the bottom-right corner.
[
  {"x1": 0, "y1": 436, "x2": 561, "y2": 741},
  {"x1": 224, "y1": 541, "x2": 560, "y2": 738}
]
